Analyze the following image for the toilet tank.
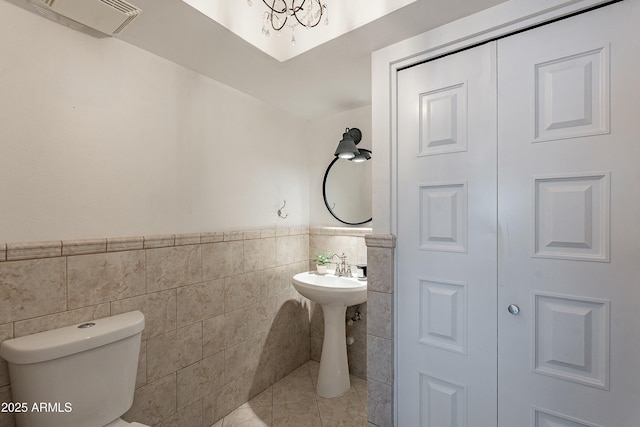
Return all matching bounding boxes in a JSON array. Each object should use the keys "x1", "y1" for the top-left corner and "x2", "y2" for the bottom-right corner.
[{"x1": 0, "y1": 311, "x2": 144, "y2": 427}]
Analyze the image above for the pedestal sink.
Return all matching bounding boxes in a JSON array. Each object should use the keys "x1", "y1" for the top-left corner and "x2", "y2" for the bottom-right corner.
[{"x1": 292, "y1": 271, "x2": 367, "y2": 398}]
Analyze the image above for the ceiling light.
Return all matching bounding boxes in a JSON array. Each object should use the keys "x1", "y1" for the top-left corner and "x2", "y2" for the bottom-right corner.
[{"x1": 248, "y1": 0, "x2": 328, "y2": 44}]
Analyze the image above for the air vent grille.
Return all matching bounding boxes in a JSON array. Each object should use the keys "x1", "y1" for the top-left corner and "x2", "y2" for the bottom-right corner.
[
  {"x1": 100, "y1": 0, "x2": 138, "y2": 15},
  {"x1": 12, "y1": 0, "x2": 142, "y2": 37},
  {"x1": 113, "y1": 14, "x2": 137, "y2": 34},
  {"x1": 30, "y1": 2, "x2": 93, "y2": 34}
]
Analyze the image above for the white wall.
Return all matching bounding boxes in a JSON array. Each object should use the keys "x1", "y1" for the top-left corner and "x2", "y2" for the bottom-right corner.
[
  {"x1": 0, "y1": 1, "x2": 309, "y2": 243},
  {"x1": 307, "y1": 105, "x2": 372, "y2": 227}
]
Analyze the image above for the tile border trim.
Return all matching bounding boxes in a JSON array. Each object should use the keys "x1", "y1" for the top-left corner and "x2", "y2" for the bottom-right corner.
[
  {"x1": 6, "y1": 241, "x2": 62, "y2": 261},
  {"x1": 364, "y1": 234, "x2": 396, "y2": 249},
  {"x1": 310, "y1": 227, "x2": 372, "y2": 237},
  {"x1": 62, "y1": 239, "x2": 107, "y2": 256},
  {"x1": 1, "y1": 226, "x2": 310, "y2": 262}
]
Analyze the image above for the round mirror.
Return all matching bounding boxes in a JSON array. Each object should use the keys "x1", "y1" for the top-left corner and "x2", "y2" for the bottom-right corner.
[{"x1": 322, "y1": 149, "x2": 372, "y2": 225}]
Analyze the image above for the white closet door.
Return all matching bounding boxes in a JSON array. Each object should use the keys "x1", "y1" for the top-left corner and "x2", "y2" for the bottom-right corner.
[
  {"x1": 396, "y1": 42, "x2": 498, "y2": 427},
  {"x1": 497, "y1": 1, "x2": 640, "y2": 425}
]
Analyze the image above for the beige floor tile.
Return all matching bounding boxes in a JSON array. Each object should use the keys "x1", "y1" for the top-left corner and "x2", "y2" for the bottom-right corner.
[
  {"x1": 272, "y1": 365, "x2": 315, "y2": 404},
  {"x1": 351, "y1": 375, "x2": 368, "y2": 408},
  {"x1": 272, "y1": 400, "x2": 322, "y2": 427},
  {"x1": 320, "y1": 412, "x2": 367, "y2": 427},
  {"x1": 306, "y1": 360, "x2": 320, "y2": 387},
  {"x1": 284, "y1": 362, "x2": 311, "y2": 378},
  {"x1": 241, "y1": 386, "x2": 273, "y2": 409},
  {"x1": 218, "y1": 361, "x2": 367, "y2": 427},
  {"x1": 222, "y1": 406, "x2": 272, "y2": 427},
  {"x1": 317, "y1": 387, "x2": 366, "y2": 427}
]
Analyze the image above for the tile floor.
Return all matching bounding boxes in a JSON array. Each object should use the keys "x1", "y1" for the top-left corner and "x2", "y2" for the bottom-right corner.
[{"x1": 211, "y1": 360, "x2": 367, "y2": 427}]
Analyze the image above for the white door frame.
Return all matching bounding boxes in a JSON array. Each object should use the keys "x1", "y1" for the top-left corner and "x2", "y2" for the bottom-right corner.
[{"x1": 370, "y1": 0, "x2": 615, "y2": 424}]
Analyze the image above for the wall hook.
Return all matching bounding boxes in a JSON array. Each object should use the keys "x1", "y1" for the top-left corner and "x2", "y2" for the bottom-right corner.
[{"x1": 277, "y1": 200, "x2": 288, "y2": 219}]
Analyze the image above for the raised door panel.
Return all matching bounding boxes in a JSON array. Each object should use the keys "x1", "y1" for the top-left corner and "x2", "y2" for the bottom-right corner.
[
  {"x1": 419, "y1": 279, "x2": 467, "y2": 354},
  {"x1": 534, "y1": 47, "x2": 609, "y2": 142},
  {"x1": 533, "y1": 173, "x2": 610, "y2": 261},
  {"x1": 420, "y1": 374, "x2": 467, "y2": 427},
  {"x1": 419, "y1": 83, "x2": 467, "y2": 155},
  {"x1": 418, "y1": 182, "x2": 467, "y2": 252},
  {"x1": 532, "y1": 292, "x2": 609, "y2": 389}
]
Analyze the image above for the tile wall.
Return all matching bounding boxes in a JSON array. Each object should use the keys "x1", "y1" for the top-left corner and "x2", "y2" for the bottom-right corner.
[
  {"x1": 0, "y1": 227, "x2": 310, "y2": 427},
  {"x1": 308, "y1": 227, "x2": 369, "y2": 380},
  {"x1": 364, "y1": 234, "x2": 395, "y2": 427}
]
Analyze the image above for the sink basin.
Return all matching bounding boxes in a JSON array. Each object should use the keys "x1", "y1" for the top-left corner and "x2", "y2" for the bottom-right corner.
[
  {"x1": 292, "y1": 270, "x2": 367, "y2": 398},
  {"x1": 292, "y1": 271, "x2": 366, "y2": 306}
]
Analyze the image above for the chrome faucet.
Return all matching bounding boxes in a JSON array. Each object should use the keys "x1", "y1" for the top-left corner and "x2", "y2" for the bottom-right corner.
[{"x1": 331, "y1": 252, "x2": 352, "y2": 277}]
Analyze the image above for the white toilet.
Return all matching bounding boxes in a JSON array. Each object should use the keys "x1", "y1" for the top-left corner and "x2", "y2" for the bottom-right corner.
[{"x1": 0, "y1": 311, "x2": 149, "y2": 427}]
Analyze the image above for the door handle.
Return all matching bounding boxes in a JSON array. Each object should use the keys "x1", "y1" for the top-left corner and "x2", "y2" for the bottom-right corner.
[{"x1": 507, "y1": 304, "x2": 520, "y2": 315}]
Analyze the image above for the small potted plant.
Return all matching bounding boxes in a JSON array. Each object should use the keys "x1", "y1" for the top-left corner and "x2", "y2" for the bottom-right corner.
[{"x1": 313, "y1": 250, "x2": 333, "y2": 274}]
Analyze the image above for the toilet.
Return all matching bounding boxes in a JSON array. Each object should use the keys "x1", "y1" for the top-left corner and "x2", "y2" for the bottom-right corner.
[{"x1": 0, "y1": 311, "x2": 149, "y2": 427}]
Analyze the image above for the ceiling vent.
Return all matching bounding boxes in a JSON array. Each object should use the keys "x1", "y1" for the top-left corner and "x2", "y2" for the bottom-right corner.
[{"x1": 7, "y1": 0, "x2": 142, "y2": 37}]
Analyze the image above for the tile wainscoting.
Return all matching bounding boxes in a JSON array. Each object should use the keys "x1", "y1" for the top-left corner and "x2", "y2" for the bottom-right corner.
[
  {"x1": 0, "y1": 227, "x2": 390, "y2": 427},
  {"x1": 0, "y1": 228, "x2": 310, "y2": 427},
  {"x1": 365, "y1": 234, "x2": 395, "y2": 427}
]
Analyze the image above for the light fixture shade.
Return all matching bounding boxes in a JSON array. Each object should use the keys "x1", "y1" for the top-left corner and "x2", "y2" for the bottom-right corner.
[
  {"x1": 334, "y1": 128, "x2": 360, "y2": 159},
  {"x1": 352, "y1": 150, "x2": 371, "y2": 163}
]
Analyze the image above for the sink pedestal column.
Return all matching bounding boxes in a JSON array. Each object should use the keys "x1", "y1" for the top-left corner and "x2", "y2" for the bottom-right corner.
[{"x1": 316, "y1": 304, "x2": 350, "y2": 398}]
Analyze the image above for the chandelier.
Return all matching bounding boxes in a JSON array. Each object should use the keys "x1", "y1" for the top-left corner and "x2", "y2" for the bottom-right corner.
[{"x1": 247, "y1": 0, "x2": 328, "y2": 45}]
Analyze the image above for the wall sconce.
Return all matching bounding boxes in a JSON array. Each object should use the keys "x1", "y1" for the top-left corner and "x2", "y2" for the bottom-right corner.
[
  {"x1": 334, "y1": 127, "x2": 362, "y2": 159},
  {"x1": 352, "y1": 150, "x2": 371, "y2": 163}
]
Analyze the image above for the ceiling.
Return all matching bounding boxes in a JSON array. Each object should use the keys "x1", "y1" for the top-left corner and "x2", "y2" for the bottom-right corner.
[
  {"x1": 118, "y1": 0, "x2": 508, "y2": 119},
  {"x1": 181, "y1": 0, "x2": 418, "y2": 62}
]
